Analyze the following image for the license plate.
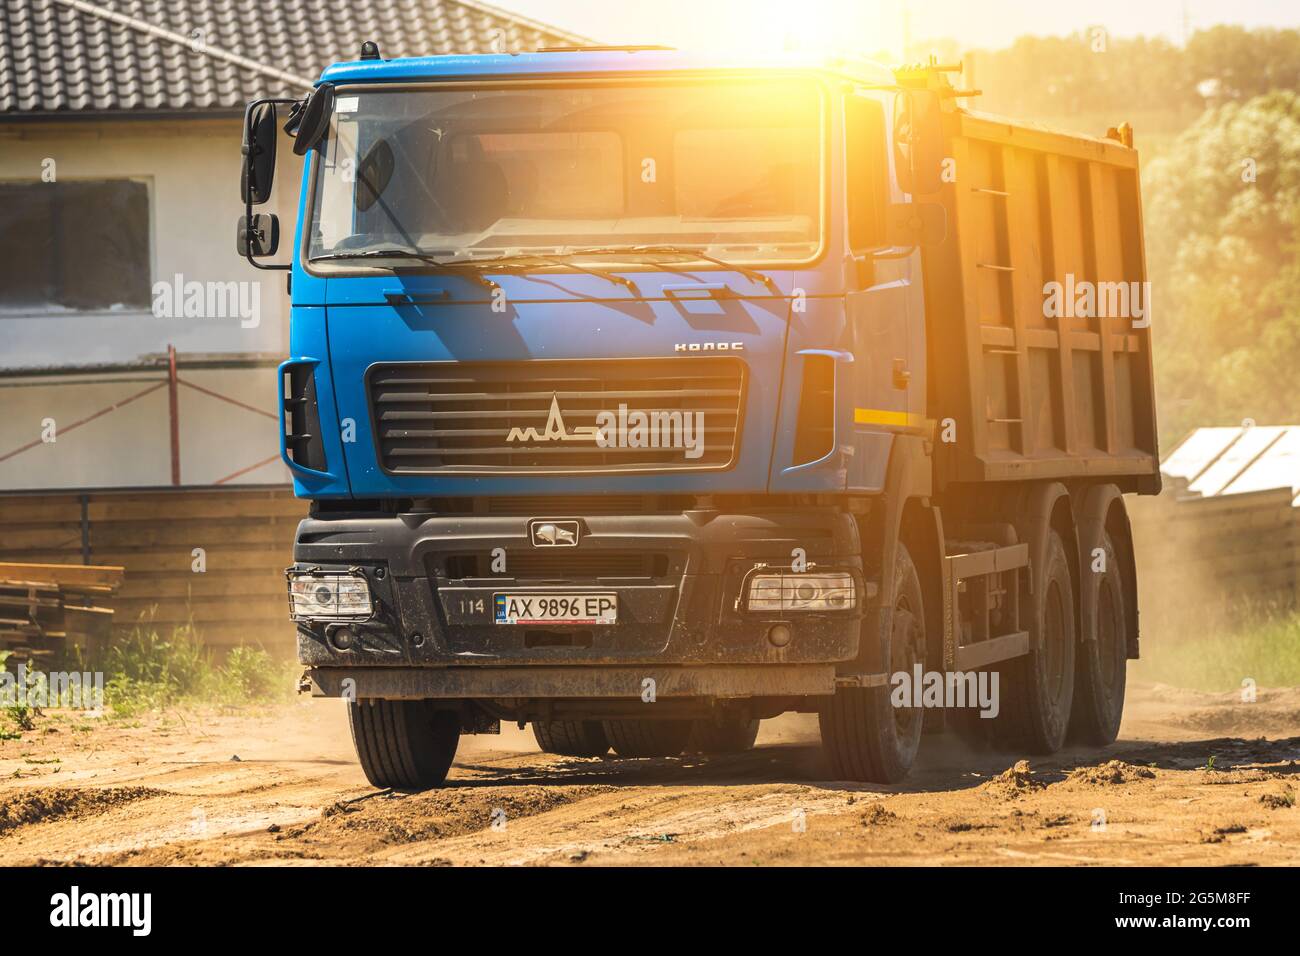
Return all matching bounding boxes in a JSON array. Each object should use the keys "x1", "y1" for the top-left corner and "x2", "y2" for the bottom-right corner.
[{"x1": 494, "y1": 593, "x2": 617, "y2": 625}]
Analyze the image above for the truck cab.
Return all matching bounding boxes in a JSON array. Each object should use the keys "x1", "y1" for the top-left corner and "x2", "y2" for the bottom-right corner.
[{"x1": 240, "y1": 46, "x2": 1157, "y2": 787}]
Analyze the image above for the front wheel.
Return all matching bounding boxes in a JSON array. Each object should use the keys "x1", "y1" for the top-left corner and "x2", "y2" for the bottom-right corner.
[
  {"x1": 348, "y1": 698, "x2": 460, "y2": 790},
  {"x1": 818, "y1": 542, "x2": 926, "y2": 783}
]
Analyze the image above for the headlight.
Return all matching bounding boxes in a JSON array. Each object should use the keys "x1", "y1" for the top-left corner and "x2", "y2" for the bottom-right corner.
[
  {"x1": 745, "y1": 571, "x2": 856, "y2": 613},
  {"x1": 287, "y1": 570, "x2": 373, "y2": 621}
]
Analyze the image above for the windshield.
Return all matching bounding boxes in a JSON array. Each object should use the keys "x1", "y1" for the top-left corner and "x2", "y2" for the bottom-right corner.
[{"x1": 306, "y1": 79, "x2": 824, "y2": 267}]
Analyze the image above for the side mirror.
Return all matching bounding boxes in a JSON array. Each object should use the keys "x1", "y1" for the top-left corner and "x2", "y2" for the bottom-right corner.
[
  {"x1": 885, "y1": 202, "x2": 947, "y2": 247},
  {"x1": 293, "y1": 85, "x2": 335, "y2": 156},
  {"x1": 237, "y1": 213, "x2": 280, "y2": 257},
  {"x1": 241, "y1": 102, "x2": 278, "y2": 205},
  {"x1": 892, "y1": 91, "x2": 945, "y2": 196}
]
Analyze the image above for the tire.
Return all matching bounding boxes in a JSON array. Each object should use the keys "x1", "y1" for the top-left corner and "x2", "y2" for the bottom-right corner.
[
  {"x1": 602, "y1": 719, "x2": 693, "y2": 758},
  {"x1": 818, "y1": 542, "x2": 926, "y2": 783},
  {"x1": 689, "y1": 717, "x2": 761, "y2": 754},
  {"x1": 993, "y1": 529, "x2": 1077, "y2": 753},
  {"x1": 532, "y1": 720, "x2": 610, "y2": 757},
  {"x1": 1071, "y1": 530, "x2": 1127, "y2": 745},
  {"x1": 348, "y1": 698, "x2": 460, "y2": 790}
]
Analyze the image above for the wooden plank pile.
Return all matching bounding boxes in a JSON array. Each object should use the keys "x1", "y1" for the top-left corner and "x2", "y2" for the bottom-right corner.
[{"x1": 0, "y1": 562, "x2": 126, "y2": 661}]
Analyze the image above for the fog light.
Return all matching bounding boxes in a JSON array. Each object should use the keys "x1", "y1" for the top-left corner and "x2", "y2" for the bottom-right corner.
[
  {"x1": 767, "y1": 623, "x2": 792, "y2": 647},
  {"x1": 745, "y1": 570, "x2": 856, "y2": 613},
  {"x1": 287, "y1": 569, "x2": 373, "y2": 621}
]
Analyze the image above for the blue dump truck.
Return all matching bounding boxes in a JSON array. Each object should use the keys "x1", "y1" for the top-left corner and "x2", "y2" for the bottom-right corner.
[{"x1": 239, "y1": 45, "x2": 1160, "y2": 787}]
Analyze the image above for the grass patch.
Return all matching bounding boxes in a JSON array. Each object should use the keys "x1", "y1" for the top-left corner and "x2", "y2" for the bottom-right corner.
[
  {"x1": 1131, "y1": 609, "x2": 1300, "y2": 692},
  {"x1": 96, "y1": 613, "x2": 298, "y2": 716},
  {"x1": 1, "y1": 610, "x2": 298, "y2": 730}
]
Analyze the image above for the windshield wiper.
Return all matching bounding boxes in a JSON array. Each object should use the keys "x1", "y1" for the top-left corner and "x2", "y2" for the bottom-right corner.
[
  {"x1": 570, "y1": 244, "x2": 781, "y2": 295},
  {"x1": 454, "y1": 252, "x2": 643, "y2": 297},
  {"x1": 310, "y1": 250, "x2": 501, "y2": 293}
]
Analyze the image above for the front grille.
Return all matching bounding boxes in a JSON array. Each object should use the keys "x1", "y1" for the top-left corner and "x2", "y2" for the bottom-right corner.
[{"x1": 368, "y1": 358, "x2": 745, "y2": 474}]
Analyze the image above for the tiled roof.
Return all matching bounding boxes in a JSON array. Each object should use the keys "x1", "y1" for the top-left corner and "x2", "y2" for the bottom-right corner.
[{"x1": 0, "y1": 0, "x2": 587, "y2": 116}]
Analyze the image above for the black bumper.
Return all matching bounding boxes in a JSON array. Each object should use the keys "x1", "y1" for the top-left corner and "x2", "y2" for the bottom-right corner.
[{"x1": 292, "y1": 507, "x2": 866, "y2": 672}]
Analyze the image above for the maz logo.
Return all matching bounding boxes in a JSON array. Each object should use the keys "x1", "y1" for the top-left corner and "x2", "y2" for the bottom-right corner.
[
  {"x1": 506, "y1": 395, "x2": 599, "y2": 444},
  {"x1": 506, "y1": 393, "x2": 706, "y2": 460}
]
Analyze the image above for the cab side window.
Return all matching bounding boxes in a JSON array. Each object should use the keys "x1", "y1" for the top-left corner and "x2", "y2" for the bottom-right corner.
[{"x1": 845, "y1": 94, "x2": 889, "y2": 251}]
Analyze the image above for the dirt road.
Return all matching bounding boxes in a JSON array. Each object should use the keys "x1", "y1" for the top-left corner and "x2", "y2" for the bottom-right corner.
[{"x1": 0, "y1": 683, "x2": 1296, "y2": 866}]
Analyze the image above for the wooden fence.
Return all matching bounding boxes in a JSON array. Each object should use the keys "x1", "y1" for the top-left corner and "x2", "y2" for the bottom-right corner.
[
  {"x1": 0, "y1": 486, "x2": 305, "y2": 653},
  {"x1": 1127, "y1": 485, "x2": 1299, "y2": 627},
  {"x1": 0, "y1": 482, "x2": 1295, "y2": 656}
]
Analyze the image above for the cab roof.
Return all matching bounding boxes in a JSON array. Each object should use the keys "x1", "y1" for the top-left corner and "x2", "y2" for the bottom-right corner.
[{"x1": 318, "y1": 48, "x2": 896, "y2": 87}]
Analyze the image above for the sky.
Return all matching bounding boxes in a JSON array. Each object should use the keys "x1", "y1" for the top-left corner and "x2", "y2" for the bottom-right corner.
[{"x1": 489, "y1": 0, "x2": 1300, "y2": 58}]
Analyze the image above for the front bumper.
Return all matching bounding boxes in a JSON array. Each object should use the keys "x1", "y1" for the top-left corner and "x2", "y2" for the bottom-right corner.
[{"x1": 292, "y1": 507, "x2": 867, "y2": 678}]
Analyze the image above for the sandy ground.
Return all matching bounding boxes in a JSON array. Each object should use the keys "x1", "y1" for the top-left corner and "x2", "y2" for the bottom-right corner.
[{"x1": 0, "y1": 682, "x2": 1297, "y2": 866}]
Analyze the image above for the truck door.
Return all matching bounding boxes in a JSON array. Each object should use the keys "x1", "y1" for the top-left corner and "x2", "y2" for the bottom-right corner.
[{"x1": 843, "y1": 92, "x2": 925, "y2": 448}]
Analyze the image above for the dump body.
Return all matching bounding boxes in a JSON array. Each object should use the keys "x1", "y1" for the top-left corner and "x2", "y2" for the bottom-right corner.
[{"x1": 922, "y1": 107, "x2": 1159, "y2": 491}]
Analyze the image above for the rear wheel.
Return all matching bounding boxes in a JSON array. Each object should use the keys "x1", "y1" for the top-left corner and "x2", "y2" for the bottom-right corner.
[
  {"x1": 818, "y1": 542, "x2": 926, "y2": 783},
  {"x1": 689, "y1": 717, "x2": 760, "y2": 754},
  {"x1": 532, "y1": 719, "x2": 610, "y2": 757},
  {"x1": 993, "y1": 529, "x2": 1076, "y2": 753},
  {"x1": 348, "y1": 698, "x2": 460, "y2": 790},
  {"x1": 602, "y1": 719, "x2": 693, "y2": 758},
  {"x1": 1071, "y1": 530, "x2": 1128, "y2": 745}
]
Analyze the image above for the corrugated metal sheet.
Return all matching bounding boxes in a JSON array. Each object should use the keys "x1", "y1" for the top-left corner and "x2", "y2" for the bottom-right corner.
[{"x1": 1162, "y1": 425, "x2": 1300, "y2": 504}]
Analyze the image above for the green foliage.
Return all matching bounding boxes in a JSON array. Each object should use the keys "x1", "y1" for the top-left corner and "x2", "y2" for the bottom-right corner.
[
  {"x1": 70, "y1": 609, "x2": 296, "y2": 718},
  {"x1": 928, "y1": 26, "x2": 1300, "y2": 141},
  {"x1": 1143, "y1": 90, "x2": 1300, "y2": 445},
  {"x1": 1132, "y1": 609, "x2": 1300, "y2": 692},
  {"x1": 105, "y1": 615, "x2": 210, "y2": 697},
  {"x1": 0, "y1": 650, "x2": 39, "y2": 733},
  {"x1": 209, "y1": 646, "x2": 296, "y2": 708}
]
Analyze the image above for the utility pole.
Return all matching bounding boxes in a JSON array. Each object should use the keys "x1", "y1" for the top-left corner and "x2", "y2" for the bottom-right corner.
[{"x1": 168, "y1": 344, "x2": 181, "y2": 487}]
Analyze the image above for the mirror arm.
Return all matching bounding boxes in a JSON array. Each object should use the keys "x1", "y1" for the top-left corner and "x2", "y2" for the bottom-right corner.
[
  {"x1": 243, "y1": 203, "x2": 290, "y2": 272},
  {"x1": 242, "y1": 96, "x2": 299, "y2": 272}
]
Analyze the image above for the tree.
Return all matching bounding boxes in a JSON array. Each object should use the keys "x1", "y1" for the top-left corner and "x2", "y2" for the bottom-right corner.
[{"x1": 1143, "y1": 91, "x2": 1300, "y2": 444}]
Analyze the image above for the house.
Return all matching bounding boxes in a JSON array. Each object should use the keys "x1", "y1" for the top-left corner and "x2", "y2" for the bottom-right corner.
[
  {"x1": 0, "y1": 1, "x2": 586, "y2": 651},
  {"x1": 0, "y1": 0, "x2": 584, "y2": 490}
]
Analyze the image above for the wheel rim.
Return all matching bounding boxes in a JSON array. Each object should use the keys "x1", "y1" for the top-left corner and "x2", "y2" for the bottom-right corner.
[
  {"x1": 892, "y1": 595, "x2": 923, "y2": 740},
  {"x1": 1044, "y1": 579, "x2": 1067, "y2": 698},
  {"x1": 1097, "y1": 579, "x2": 1121, "y2": 689}
]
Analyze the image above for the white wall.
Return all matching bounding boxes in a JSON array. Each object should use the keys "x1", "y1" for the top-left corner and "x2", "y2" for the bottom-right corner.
[
  {"x1": 0, "y1": 117, "x2": 304, "y2": 490},
  {"x1": 0, "y1": 365, "x2": 291, "y2": 489}
]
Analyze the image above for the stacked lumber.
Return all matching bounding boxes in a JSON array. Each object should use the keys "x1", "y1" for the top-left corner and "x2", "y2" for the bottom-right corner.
[{"x1": 0, "y1": 562, "x2": 125, "y2": 660}]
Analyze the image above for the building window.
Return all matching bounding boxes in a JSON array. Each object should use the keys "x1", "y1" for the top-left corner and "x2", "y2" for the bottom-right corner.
[{"x1": 0, "y1": 180, "x2": 150, "y2": 312}]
